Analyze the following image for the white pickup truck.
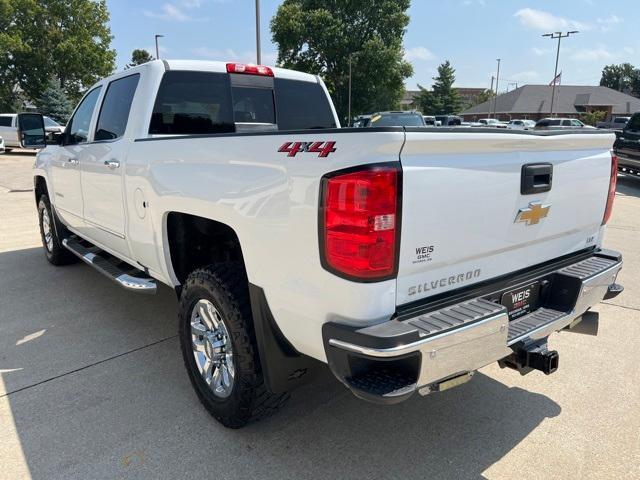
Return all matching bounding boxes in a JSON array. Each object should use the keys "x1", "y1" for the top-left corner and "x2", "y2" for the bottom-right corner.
[{"x1": 32, "y1": 60, "x2": 623, "y2": 428}]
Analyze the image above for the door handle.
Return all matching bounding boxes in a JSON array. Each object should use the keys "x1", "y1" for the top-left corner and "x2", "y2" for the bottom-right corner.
[
  {"x1": 67, "y1": 157, "x2": 79, "y2": 166},
  {"x1": 104, "y1": 159, "x2": 120, "y2": 169}
]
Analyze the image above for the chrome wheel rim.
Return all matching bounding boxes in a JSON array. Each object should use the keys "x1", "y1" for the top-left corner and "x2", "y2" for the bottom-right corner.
[
  {"x1": 42, "y1": 208, "x2": 53, "y2": 252},
  {"x1": 190, "y1": 299, "x2": 235, "y2": 398}
]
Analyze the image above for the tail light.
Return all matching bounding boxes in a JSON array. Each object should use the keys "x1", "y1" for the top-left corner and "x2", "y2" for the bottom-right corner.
[
  {"x1": 226, "y1": 63, "x2": 274, "y2": 77},
  {"x1": 319, "y1": 164, "x2": 401, "y2": 281},
  {"x1": 602, "y1": 153, "x2": 618, "y2": 225}
]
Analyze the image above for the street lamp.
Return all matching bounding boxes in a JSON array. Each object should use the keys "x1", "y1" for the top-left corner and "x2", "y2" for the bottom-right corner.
[
  {"x1": 543, "y1": 31, "x2": 578, "y2": 116},
  {"x1": 493, "y1": 58, "x2": 501, "y2": 119},
  {"x1": 255, "y1": 0, "x2": 261, "y2": 64},
  {"x1": 154, "y1": 34, "x2": 164, "y2": 60}
]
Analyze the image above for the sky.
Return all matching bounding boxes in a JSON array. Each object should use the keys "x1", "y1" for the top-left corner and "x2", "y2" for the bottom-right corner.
[{"x1": 107, "y1": 0, "x2": 640, "y2": 91}]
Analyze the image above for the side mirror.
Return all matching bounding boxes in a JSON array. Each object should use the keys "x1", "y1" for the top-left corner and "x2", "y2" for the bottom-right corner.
[{"x1": 17, "y1": 113, "x2": 47, "y2": 149}]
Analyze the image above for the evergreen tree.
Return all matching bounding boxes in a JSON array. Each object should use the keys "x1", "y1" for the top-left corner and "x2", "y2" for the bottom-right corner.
[
  {"x1": 415, "y1": 61, "x2": 463, "y2": 115},
  {"x1": 37, "y1": 78, "x2": 73, "y2": 124}
]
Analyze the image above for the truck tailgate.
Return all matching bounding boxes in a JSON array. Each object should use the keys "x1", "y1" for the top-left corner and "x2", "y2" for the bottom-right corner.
[{"x1": 396, "y1": 130, "x2": 616, "y2": 306}]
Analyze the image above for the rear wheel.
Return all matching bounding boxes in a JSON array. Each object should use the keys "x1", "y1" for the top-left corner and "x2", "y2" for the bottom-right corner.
[
  {"x1": 179, "y1": 263, "x2": 289, "y2": 428},
  {"x1": 37, "y1": 194, "x2": 77, "y2": 265}
]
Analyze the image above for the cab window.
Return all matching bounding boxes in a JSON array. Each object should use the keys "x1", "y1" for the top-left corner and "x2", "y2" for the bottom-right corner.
[
  {"x1": 66, "y1": 87, "x2": 102, "y2": 145},
  {"x1": 95, "y1": 74, "x2": 140, "y2": 141}
]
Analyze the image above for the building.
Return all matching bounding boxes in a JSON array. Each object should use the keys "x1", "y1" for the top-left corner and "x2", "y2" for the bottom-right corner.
[
  {"x1": 460, "y1": 84, "x2": 640, "y2": 121},
  {"x1": 401, "y1": 87, "x2": 486, "y2": 110}
]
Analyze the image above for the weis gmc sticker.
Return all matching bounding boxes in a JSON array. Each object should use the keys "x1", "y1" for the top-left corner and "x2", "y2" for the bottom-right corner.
[{"x1": 278, "y1": 141, "x2": 336, "y2": 158}]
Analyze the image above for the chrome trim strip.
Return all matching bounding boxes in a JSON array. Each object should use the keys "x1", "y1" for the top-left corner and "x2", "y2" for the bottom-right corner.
[{"x1": 328, "y1": 312, "x2": 507, "y2": 358}]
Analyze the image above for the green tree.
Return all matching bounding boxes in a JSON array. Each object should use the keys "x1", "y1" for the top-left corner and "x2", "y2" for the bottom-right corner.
[
  {"x1": 473, "y1": 89, "x2": 495, "y2": 106},
  {"x1": 414, "y1": 61, "x2": 463, "y2": 115},
  {"x1": 126, "y1": 49, "x2": 154, "y2": 69},
  {"x1": 2, "y1": 0, "x2": 115, "y2": 107},
  {"x1": 600, "y1": 63, "x2": 640, "y2": 97},
  {"x1": 271, "y1": 0, "x2": 413, "y2": 122},
  {"x1": 580, "y1": 110, "x2": 606, "y2": 127},
  {"x1": 36, "y1": 78, "x2": 73, "y2": 123}
]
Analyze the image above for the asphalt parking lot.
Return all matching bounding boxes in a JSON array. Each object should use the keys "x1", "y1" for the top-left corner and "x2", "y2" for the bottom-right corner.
[{"x1": 1, "y1": 150, "x2": 639, "y2": 480}]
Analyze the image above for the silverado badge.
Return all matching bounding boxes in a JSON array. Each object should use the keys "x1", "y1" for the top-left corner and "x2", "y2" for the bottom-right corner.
[{"x1": 515, "y1": 201, "x2": 551, "y2": 226}]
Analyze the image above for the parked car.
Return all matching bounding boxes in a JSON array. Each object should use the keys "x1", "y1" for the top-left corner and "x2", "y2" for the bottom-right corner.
[
  {"x1": 435, "y1": 115, "x2": 462, "y2": 126},
  {"x1": 423, "y1": 115, "x2": 437, "y2": 126},
  {"x1": 597, "y1": 116, "x2": 630, "y2": 130},
  {"x1": 0, "y1": 113, "x2": 64, "y2": 151},
  {"x1": 369, "y1": 111, "x2": 426, "y2": 127},
  {"x1": 477, "y1": 118, "x2": 508, "y2": 128},
  {"x1": 613, "y1": 112, "x2": 640, "y2": 175},
  {"x1": 33, "y1": 59, "x2": 622, "y2": 428},
  {"x1": 535, "y1": 118, "x2": 596, "y2": 130},
  {"x1": 352, "y1": 115, "x2": 371, "y2": 128},
  {"x1": 507, "y1": 119, "x2": 536, "y2": 130}
]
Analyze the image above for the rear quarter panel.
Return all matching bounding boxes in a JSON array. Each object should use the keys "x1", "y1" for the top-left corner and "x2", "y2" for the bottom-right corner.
[{"x1": 125, "y1": 130, "x2": 405, "y2": 361}]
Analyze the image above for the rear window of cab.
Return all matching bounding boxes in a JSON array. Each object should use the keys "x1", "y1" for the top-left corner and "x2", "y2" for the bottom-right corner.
[{"x1": 149, "y1": 71, "x2": 336, "y2": 135}]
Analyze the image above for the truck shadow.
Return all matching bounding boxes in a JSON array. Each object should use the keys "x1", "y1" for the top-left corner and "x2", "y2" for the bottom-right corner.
[
  {"x1": 0, "y1": 246, "x2": 561, "y2": 480},
  {"x1": 617, "y1": 174, "x2": 640, "y2": 198}
]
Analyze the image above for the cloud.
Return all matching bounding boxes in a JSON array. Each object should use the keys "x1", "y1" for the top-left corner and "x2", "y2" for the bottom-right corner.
[
  {"x1": 404, "y1": 46, "x2": 436, "y2": 62},
  {"x1": 143, "y1": 2, "x2": 212, "y2": 22},
  {"x1": 462, "y1": 0, "x2": 485, "y2": 6},
  {"x1": 531, "y1": 47, "x2": 550, "y2": 56},
  {"x1": 596, "y1": 14, "x2": 622, "y2": 32},
  {"x1": 509, "y1": 70, "x2": 540, "y2": 82},
  {"x1": 571, "y1": 46, "x2": 613, "y2": 62},
  {"x1": 514, "y1": 8, "x2": 587, "y2": 31},
  {"x1": 144, "y1": 3, "x2": 192, "y2": 22}
]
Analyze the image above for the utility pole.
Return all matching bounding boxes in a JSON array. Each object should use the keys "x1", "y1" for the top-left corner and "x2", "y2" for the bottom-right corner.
[
  {"x1": 348, "y1": 56, "x2": 352, "y2": 126},
  {"x1": 255, "y1": 0, "x2": 261, "y2": 64},
  {"x1": 543, "y1": 31, "x2": 578, "y2": 117},
  {"x1": 489, "y1": 76, "x2": 495, "y2": 118},
  {"x1": 493, "y1": 58, "x2": 501, "y2": 119},
  {"x1": 154, "y1": 34, "x2": 164, "y2": 60}
]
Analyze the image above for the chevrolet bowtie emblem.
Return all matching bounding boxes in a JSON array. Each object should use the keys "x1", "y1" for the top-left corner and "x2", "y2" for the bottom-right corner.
[{"x1": 515, "y1": 201, "x2": 551, "y2": 226}]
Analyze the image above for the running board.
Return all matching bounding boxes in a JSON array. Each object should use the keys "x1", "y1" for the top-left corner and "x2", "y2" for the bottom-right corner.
[{"x1": 62, "y1": 237, "x2": 157, "y2": 294}]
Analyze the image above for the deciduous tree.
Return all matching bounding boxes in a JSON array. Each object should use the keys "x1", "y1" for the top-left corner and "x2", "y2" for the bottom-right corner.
[
  {"x1": 600, "y1": 63, "x2": 640, "y2": 97},
  {"x1": 126, "y1": 49, "x2": 154, "y2": 69},
  {"x1": 1, "y1": 0, "x2": 115, "y2": 107},
  {"x1": 271, "y1": 0, "x2": 413, "y2": 122}
]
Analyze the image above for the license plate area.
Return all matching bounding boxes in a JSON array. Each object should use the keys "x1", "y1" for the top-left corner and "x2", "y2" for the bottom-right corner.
[{"x1": 501, "y1": 282, "x2": 541, "y2": 319}]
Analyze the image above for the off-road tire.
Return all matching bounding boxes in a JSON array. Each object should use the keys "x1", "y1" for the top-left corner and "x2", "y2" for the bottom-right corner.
[
  {"x1": 179, "y1": 263, "x2": 289, "y2": 428},
  {"x1": 37, "y1": 194, "x2": 77, "y2": 266}
]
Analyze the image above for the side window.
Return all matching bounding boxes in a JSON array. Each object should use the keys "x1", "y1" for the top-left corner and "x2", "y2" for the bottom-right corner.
[
  {"x1": 0, "y1": 116, "x2": 12, "y2": 127},
  {"x1": 67, "y1": 87, "x2": 102, "y2": 145},
  {"x1": 95, "y1": 74, "x2": 140, "y2": 141},
  {"x1": 274, "y1": 78, "x2": 336, "y2": 130},
  {"x1": 149, "y1": 71, "x2": 234, "y2": 135},
  {"x1": 627, "y1": 115, "x2": 640, "y2": 131}
]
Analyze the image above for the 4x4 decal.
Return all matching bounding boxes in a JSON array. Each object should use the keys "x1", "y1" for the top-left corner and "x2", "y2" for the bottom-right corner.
[{"x1": 278, "y1": 141, "x2": 336, "y2": 158}]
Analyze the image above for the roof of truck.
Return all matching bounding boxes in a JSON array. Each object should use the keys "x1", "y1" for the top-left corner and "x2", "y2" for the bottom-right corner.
[{"x1": 162, "y1": 59, "x2": 319, "y2": 83}]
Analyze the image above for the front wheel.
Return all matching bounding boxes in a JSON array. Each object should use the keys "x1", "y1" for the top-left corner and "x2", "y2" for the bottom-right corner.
[
  {"x1": 178, "y1": 264, "x2": 289, "y2": 428},
  {"x1": 37, "y1": 194, "x2": 77, "y2": 265}
]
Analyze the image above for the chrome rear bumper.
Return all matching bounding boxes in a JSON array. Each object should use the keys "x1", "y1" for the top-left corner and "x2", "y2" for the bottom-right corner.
[{"x1": 323, "y1": 250, "x2": 623, "y2": 404}]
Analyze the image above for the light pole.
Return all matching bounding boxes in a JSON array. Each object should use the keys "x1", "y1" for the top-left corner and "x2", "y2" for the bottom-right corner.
[
  {"x1": 154, "y1": 34, "x2": 164, "y2": 60},
  {"x1": 255, "y1": 0, "x2": 261, "y2": 64},
  {"x1": 488, "y1": 76, "x2": 495, "y2": 118},
  {"x1": 543, "y1": 31, "x2": 578, "y2": 116},
  {"x1": 493, "y1": 58, "x2": 501, "y2": 119},
  {"x1": 348, "y1": 56, "x2": 353, "y2": 126}
]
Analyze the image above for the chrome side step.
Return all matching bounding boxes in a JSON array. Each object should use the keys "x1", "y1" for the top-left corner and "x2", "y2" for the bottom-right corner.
[{"x1": 62, "y1": 237, "x2": 157, "y2": 294}]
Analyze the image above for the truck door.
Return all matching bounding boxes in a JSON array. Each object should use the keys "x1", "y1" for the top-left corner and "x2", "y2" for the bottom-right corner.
[
  {"x1": 618, "y1": 115, "x2": 640, "y2": 165},
  {"x1": 49, "y1": 87, "x2": 102, "y2": 228},
  {"x1": 79, "y1": 73, "x2": 140, "y2": 256}
]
